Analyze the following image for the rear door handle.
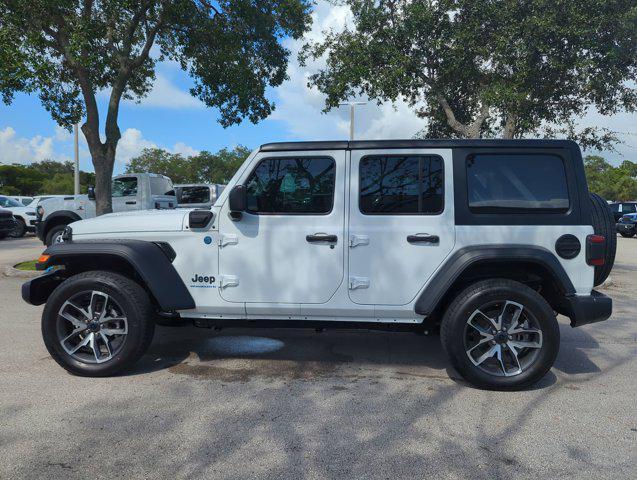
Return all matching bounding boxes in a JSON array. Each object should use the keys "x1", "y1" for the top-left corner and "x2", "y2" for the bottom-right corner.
[
  {"x1": 126, "y1": 201, "x2": 137, "y2": 205},
  {"x1": 407, "y1": 234, "x2": 439, "y2": 244},
  {"x1": 306, "y1": 233, "x2": 338, "y2": 243}
]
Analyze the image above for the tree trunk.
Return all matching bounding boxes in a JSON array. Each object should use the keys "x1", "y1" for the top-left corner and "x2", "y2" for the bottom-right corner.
[
  {"x1": 82, "y1": 124, "x2": 115, "y2": 216},
  {"x1": 502, "y1": 114, "x2": 518, "y2": 139}
]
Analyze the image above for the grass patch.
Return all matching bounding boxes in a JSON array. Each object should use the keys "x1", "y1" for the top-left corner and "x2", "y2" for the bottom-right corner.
[{"x1": 14, "y1": 260, "x2": 38, "y2": 271}]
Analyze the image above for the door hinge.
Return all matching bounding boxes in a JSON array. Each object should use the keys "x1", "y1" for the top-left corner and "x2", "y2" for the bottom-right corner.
[
  {"x1": 349, "y1": 234, "x2": 369, "y2": 248},
  {"x1": 219, "y1": 234, "x2": 238, "y2": 248},
  {"x1": 348, "y1": 276, "x2": 370, "y2": 290},
  {"x1": 219, "y1": 275, "x2": 239, "y2": 289}
]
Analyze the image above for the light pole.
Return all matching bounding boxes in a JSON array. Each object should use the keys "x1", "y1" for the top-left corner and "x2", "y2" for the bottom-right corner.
[
  {"x1": 73, "y1": 123, "x2": 80, "y2": 195},
  {"x1": 339, "y1": 102, "x2": 366, "y2": 140}
]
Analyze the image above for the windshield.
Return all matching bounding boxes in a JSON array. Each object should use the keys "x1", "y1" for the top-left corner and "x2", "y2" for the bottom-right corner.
[{"x1": 0, "y1": 196, "x2": 22, "y2": 208}]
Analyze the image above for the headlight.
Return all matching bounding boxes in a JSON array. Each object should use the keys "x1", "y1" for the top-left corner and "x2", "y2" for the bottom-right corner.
[{"x1": 36, "y1": 206, "x2": 44, "y2": 218}]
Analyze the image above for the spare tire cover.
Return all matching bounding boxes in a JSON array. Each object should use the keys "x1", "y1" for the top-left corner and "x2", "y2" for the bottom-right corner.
[{"x1": 589, "y1": 192, "x2": 616, "y2": 286}]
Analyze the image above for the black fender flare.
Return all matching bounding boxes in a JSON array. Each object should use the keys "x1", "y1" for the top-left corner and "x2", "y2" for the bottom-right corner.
[
  {"x1": 414, "y1": 245, "x2": 575, "y2": 316},
  {"x1": 22, "y1": 240, "x2": 195, "y2": 311},
  {"x1": 41, "y1": 210, "x2": 82, "y2": 238}
]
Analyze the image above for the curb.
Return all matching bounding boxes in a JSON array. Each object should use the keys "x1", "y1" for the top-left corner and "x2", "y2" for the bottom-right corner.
[{"x1": 3, "y1": 264, "x2": 42, "y2": 278}]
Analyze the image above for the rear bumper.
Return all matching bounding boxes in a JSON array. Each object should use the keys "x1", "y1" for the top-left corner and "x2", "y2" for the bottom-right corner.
[{"x1": 565, "y1": 290, "x2": 612, "y2": 328}]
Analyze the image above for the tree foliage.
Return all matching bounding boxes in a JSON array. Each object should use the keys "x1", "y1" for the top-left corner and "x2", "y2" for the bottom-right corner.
[
  {"x1": 0, "y1": 0, "x2": 312, "y2": 214},
  {"x1": 125, "y1": 145, "x2": 250, "y2": 184},
  {"x1": 584, "y1": 155, "x2": 637, "y2": 201},
  {"x1": 301, "y1": 0, "x2": 637, "y2": 148},
  {"x1": 0, "y1": 161, "x2": 95, "y2": 195}
]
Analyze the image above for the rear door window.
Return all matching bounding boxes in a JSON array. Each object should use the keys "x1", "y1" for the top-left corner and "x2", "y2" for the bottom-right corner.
[
  {"x1": 359, "y1": 155, "x2": 444, "y2": 214},
  {"x1": 466, "y1": 154, "x2": 569, "y2": 212},
  {"x1": 112, "y1": 177, "x2": 138, "y2": 197}
]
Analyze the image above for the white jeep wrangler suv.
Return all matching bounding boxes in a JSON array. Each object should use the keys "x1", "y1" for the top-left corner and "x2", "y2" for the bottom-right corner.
[{"x1": 22, "y1": 140, "x2": 615, "y2": 390}]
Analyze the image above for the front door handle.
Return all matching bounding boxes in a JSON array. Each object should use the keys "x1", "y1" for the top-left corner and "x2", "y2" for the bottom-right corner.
[
  {"x1": 306, "y1": 233, "x2": 338, "y2": 243},
  {"x1": 126, "y1": 201, "x2": 137, "y2": 205},
  {"x1": 407, "y1": 234, "x2": 439, "y2": 244}
]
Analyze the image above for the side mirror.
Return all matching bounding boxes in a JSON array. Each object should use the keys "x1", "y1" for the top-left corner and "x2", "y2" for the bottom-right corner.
[
  {"x1": 228, "y1": 184, "x2": 247, "y2": 220},
  {"x1": 87, "y1": 186, "x2": 96, "y2": 201}
]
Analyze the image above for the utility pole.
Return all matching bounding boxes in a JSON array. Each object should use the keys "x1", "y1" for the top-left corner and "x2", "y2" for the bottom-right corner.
[
  {"x1": 339, "y1": 102, "x2": 366, "y2": 140},
  {"x1": 73, "y1": 123, "x2": 80, "y2": 195}
]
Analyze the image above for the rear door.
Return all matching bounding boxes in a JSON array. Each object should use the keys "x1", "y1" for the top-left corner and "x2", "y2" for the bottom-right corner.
[
  {"x1": 347, "y1": 149, "x2": 455, "y2": 306},
  {"x1": 218, "y1": 150, "x2": 346, "y2": 310}
]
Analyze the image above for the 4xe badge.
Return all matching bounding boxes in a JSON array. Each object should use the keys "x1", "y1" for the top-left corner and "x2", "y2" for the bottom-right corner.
[{"x1": 190, "y1": 274, "x2": 216, "y2": 288}]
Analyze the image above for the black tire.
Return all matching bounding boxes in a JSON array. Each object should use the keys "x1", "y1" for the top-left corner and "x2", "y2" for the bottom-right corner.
[
  {"x1": 0, "y1": 232, "x2": 7, "y2": 239},
  {"x1": 9, "y1": 218, "x2": 26, "y2": 238},
  {"x1": 441, "y1": 279, "x2": 560, "y2": 390},
  {"x1": 619, "y1": 232, "x2": 635, "y2": 238},
  {"x1": 42, "y1": 271, "x2": 155, "y2": 376},
  {"x1": 589, "y1": 193, "x2": 616, "y2": 286},
  {"x1": 45, "y1": 224, "x2": 67, "y2": 246}
]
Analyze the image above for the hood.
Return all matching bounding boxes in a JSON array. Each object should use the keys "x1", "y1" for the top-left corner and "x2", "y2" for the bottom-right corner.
[{"x1": 72, "y1": 209, "x2": 189, "y2": 235}]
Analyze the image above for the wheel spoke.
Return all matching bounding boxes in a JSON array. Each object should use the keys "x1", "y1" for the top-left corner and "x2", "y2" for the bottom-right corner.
[
  {"x1": 509, "y1": 339, "x2": 542, "y2": 350},
  {"x1": 99, "y1": 316, "x2": 126, "y2": 324},
  {"x1": 472, "y1": 344, "x2": 498, "y2": 366},
  {"x1": 101, "y1": 327, "x2": 127, "y2": 336},
  {"x1": 504, "y1": 344, "x2": 522, "y2": 376},
  {"x1": 494, "y1": 345, "x2": 508, "y2": 375},
  {"x1": 498, "y1": 300, "x2": 523, "y2": 331},
  {"x1": 62, "y1": 326, "x2": 87, "y2": 344},
  {"x1": 68, "y1": 334, "x2": 91, "y2": 354},
  {"x1": 99, "y1": 332, "x2": 113, "y2": 359},
  {"x1": 506, "y1": 303, "x2": 524, "y2": 332},
  {"x1": 90, "y1": 333, "x2": 102, "y2": 362},
  {"x1": 468, "y1": 309, "x2": 498, "y2": 333},
  {"x1": 89, "y1": 291, "x2": 109, "y2": 320}
]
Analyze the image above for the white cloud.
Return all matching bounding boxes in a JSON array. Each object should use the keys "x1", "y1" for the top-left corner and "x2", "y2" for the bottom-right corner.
[
  {"x1": 0, "y1": 126, "x2": 71, "y2": 165},
  {"x1": 115, "y1": 128, "x2": 200, "y2": 164},
  {"x1": 125, "y1": 72, "x2": 203, "y2": 110}
]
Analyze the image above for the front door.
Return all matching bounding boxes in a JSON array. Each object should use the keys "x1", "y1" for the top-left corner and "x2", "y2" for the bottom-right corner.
[
  {"x1": 347, "y1": 149, "x2": 455, "y2": 306},
  {"x1": 218, "y1": 150, "x2": 346, "y2": 309},
  {"x1": 111, "y1": 176, "x2": 140, "y2": 212}
]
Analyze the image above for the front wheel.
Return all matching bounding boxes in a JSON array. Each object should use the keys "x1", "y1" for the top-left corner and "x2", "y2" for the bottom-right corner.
[
  {"x1": 42, "y1": 271, "x2": 155, "y2": 376},
  {"x1": 45, "y1": 224, "x2": 67, "y2": 246},
  {"x1": 10, "y1": 219, "x2": 26, "y2": 238},
  {"x1": 441, "y1": 279, "x2": 559, "y2": 390}
]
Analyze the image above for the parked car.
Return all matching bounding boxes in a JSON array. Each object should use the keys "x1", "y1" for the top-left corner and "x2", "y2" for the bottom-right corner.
[
  {"x1": 0, "y1": 195, "x2": 37, "y2": 237},
  {"x1": 616, "y1": 213, "x2": 637, "y2": 237},
  {"x1": 35, "y1": 173, "x2": 176, "y2": 246},
  {"x1": 11, "y1": 196, "x2": 34, "y2": 206},
  {"x1": 609, "y1": 202, "x2": 637, "y2": 222},
  {"x1": 23, "y1": 139, "x2": 615, "y2": 390},
  {"x1": 0, "y1": 208, "x2": 17, "y2": 239},
  {"x1": 174, "y1": 183, "x2": 225, "y2": 209}
]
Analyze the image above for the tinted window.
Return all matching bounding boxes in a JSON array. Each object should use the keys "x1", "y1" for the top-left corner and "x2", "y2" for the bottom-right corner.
[
  {"x1": 0, "y1": 196, "x2": 22, "y2": 208},
  {"x1": 624, "y1": 203, "x2": 637, "y2": 213},
  {"x1": 609, "y1": 203, "x2": 620, "y2": 212},
  {"x1": 112, "y1": 177, "x2": 138, "y2": 197},
  {"x1": 150, "y1": 177, "x2": 174, "y2": 196},
  {"x1": 176, "y1": 186, "x2": 211, "y2": 204},
  {"x1": 245, "y1": 157, "x2": 335, "y2": 214},
  {"x1": 359, "y1": 156, "x2": 444, "y2": 214},
  {"x1": 467, "y1": 154, "x2": 569, "y2": 211}
]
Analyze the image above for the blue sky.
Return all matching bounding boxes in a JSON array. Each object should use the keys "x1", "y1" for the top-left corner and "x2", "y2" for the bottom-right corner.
[{"x1": 1, "y1": 2, "x2": 635, "y2": 175}]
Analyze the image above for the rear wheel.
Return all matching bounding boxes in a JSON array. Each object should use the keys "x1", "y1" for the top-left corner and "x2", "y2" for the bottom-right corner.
[
  {"x1": 589, "y1": 193, "x2": 616, "y2": 286},
  {"x1": 42, "y1": 271, "x2": 155, "y2": 376},
  {"x1": 9, "y1": 219, "x2": 26, "y2": 238},
  {"x1": 441, "y1": 279, "x2": 559, "y2": 390}
]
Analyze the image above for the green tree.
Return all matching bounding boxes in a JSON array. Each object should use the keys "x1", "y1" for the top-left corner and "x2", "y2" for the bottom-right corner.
[
  {"x1": 0, "y1": 160, "x2": 96, "y2": 195},
  {"x1": 0, "y1": 0, "x2": 312, "y2": 215},
  {"x1": 0, "y1": 165, "x2": 45, "y2": 195},
  {"x1": 126, "y1": 148, "x2": 192, "y2": 183},
  {"x1": 584, "y1": 155, "x2": 637, "y2": 201},
  {"x1": 126, "y1": 145, "x2": 250, "y2": 184},
  {"x1": 301, "y1": 0, "x2": 637, "y2": 148}
]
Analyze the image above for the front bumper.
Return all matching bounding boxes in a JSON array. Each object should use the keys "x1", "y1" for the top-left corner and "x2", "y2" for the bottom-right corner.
[
  {"x1": 565, "y1": 290, "x2": 612, "y2": 328},
  {"x1": 35, "y1": 220, "x2": 45, "y2": 241},
  {"x1": 616, "y1": 222, "x2": 635, "y2": 234}
]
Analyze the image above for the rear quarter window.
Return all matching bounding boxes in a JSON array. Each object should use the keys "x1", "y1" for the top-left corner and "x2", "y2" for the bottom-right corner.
[{"x1": 466, "y1": 154, "x2": 569, "y2": 212}]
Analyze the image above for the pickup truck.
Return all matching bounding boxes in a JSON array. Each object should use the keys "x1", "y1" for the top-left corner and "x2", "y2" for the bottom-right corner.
[{"x1": 35, "y1": 173, "x2": 176, "y2": 245}]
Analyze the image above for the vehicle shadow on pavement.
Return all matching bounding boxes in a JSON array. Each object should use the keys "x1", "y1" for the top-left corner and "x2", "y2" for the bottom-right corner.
[{"x1": 127, "y1": 325, "x2": 563, "y2": 390}]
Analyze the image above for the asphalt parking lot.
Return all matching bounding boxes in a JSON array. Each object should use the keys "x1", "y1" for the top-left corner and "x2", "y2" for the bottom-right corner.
[{"x1": 1, "y1": 236, "x2": 635, "y2": 479}]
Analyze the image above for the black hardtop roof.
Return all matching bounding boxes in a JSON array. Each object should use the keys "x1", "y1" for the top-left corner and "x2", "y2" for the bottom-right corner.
[{"x1": 259, "y1": 139, "x2": 578, "y2": 152}]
